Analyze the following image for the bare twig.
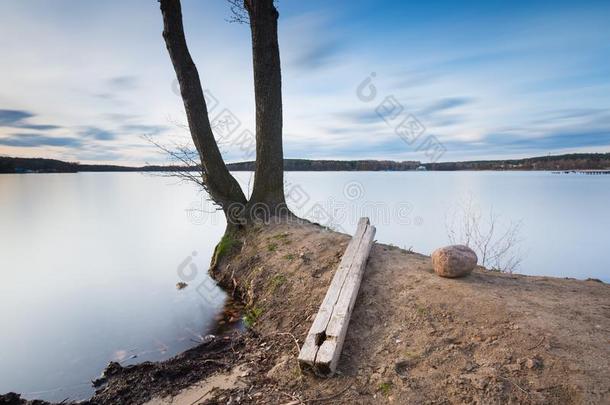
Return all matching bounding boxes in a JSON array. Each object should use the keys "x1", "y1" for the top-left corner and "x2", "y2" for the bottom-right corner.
[
  {"x1": 498, "y1": 375, "x2": 530, "y2": 396},
  {"x1": 279, "y1": 390, "x2": 305, "y2": 405},
  {"x1": 272, "y1": 332, "x2": 301, "y2": 354},
  {"x1": 445, "y1": 193, "x2": 524, "y2": 273},
  {"x1": 200, "y1": 359, "x2": 228, "y2": 366},
  {"x1": 527, "y1": 336, "x2": 545, "y2": 350},
  {"x1": 306, "y1": 381, "x2": 354, "y2": 403},
  {"x1": 142, "y1": 133, "x2": 206, "y2": 189},
  {"x1": 227, "y1": 0, "x2": 249, "y2": 24}
]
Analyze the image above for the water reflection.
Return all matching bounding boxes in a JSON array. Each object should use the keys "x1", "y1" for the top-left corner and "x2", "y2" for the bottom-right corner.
[
  {"x1": 0, "y1": 173, "x2": 229, "y2": 401},
  {"x1": 1, "y1": 171, "x2": 609, "y2": 401}
]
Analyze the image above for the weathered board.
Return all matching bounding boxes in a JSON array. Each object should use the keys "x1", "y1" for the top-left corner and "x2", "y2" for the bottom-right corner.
[{"x1": 298, "y1": 217, "x2": 376, "y2": 375}]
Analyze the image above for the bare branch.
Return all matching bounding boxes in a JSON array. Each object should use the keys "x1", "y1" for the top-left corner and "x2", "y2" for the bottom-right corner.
[
  {"x1": 445, "y1": 193, "x2": 524, "y2": 273},
  {"x1": 142, "y1": 134, "x2": 208, "y2": 191},
  {"x1": 160, "y1": 0, "x2": 247, "y2": 210},
  {"x1": 227, "y1": 0, "x2": 249, "y2": 24}
]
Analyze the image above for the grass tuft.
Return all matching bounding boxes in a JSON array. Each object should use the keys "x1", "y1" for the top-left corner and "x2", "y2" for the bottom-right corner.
[
  {"x1": 378, "y1": 382, "x2": 392, "y2": 396},
  {"x1": 272, "y1": 232, "x2": 290, "y2": 241},
  {"x1": 416, "y1": 305, "x2": 427, "y2": 316},
  {"x1": 243, "y1": 306, "x2": 263, "y2": 328},
  {"x1": 269, "y1": 274, "x2": 286, "y2": 291},
  {"x1": 214, "y1": 233, "x2": 238, "y2": 262}
]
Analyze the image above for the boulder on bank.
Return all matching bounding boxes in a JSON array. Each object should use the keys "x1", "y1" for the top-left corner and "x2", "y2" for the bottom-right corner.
[{"x1": 431, "y1": 245, "x2": 478, "y2": 278}]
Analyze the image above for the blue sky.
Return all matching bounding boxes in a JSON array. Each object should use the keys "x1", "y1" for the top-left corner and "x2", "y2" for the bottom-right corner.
[{"x1": 0, "y1": 0, "x2": 609, "y2": 165}]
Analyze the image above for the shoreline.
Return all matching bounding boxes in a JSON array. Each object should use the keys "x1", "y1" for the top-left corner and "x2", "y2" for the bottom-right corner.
[
  {"x1": 3, "y1": 220, "x2": 609, "y2": 404},
  {"x1": 2, "y1": 168, "x2": 610, "y2": 175},
  {"x1": 2, "y1": 153, "x2": 610, "y2": 174}
]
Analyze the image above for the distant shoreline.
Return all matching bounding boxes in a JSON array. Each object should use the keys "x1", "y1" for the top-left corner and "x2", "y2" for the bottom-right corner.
[{"x1": 1, "y1": 153, "x2": 610, "y2": 174}]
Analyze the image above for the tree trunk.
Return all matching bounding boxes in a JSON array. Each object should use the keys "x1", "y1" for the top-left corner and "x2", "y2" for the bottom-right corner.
[
  {"x1": 160, "y1": 0, "x2": 246, "y2": 212},
  {"x1": 246, "y1": 0, "x2": 287, "y2": 211}
]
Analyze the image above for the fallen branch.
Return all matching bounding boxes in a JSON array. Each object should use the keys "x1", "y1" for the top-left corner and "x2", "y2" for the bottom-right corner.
[
  {"x1": 306, "y1": 381, "x2": 353, "y2": 403},
  {"x1": 527, "y1": 336, "x2": 545, "y2": 350},
  {"x1": 272, "y1": 332, "x2": 301, "y2": 354},
  {"x1": 498, "y1": 375, "x2": 529, "y2": 396}
]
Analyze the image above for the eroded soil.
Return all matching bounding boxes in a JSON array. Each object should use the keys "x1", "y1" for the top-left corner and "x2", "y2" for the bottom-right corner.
[
  {"x1": 205, "y1": 220, "x2": 609, "y2": 404},
  {"x1": 5, "y1": 220, "x2": 608, "y2": 404}
]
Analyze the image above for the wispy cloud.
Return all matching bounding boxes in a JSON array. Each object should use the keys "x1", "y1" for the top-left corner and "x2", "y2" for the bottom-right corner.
[
  {"x1": 0, "y1": 133, "x2": 82, "y2": 147},
  {"x1": 0, "y1": 109, "x2": 60, "y2": 130},
  {"x1": 291, "y1": 42, "x2": 343, "y2": 70},
  {"x1": 0, "y1": 0, "x2": 609, "y2": 164},
  {"x1": 283, "y1": 12, "x2": 345, "y2": 72},
  {"x1": 121, "y1": 124, "x2": 168, "y2": 135},
  {"x1": 0, "y1": 109, "x2": 33, "y2": 125},
  {"x1": 420, "y1": 97, "x2": 473, "y2": 115},
  {"x1": 481, "y1": 130, "x2": 610, "y2": 151},
  {"x1": 103, "y1": 113, "x2": 139, "y2": 123},
  {"x1": 107, "y1": 75, "x2": 138, "y2": 91},
  {"x1": 338, "y1": 109, "x2": 387, "y2": 125},
  {"x1": 79, "y1": 127, "x2": 115, "y2": 141}
]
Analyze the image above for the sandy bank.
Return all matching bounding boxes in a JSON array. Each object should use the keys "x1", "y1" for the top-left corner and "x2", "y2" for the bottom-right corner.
[
  {"x1": 13, "y1": 220, "x2": 607, "y2": 404},
  {"x1": 202, "y1": 220, "x2": 609, "y2": 404}
]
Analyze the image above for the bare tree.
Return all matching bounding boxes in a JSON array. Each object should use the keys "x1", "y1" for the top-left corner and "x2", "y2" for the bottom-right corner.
[
  {"x1": 445, "y1": 194, "x2": 524, "y2": 273},
  {"x1": 159, "y1": 0, "x2": 287, "y2": 220},
  {"x1": 160, "y1": 0, "x2": 246, "y2": 213},
  {"x1": 243, "y1": 0, "x2": 286, "y2": 211},
  {"x1": 143, "y1": 133, "x2": 204, "y2": 188}
]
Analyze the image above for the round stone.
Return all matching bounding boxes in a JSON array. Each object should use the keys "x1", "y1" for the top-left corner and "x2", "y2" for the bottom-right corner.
[{"x1": 431, "y1": 245, "x2": 478, "y2": 278}]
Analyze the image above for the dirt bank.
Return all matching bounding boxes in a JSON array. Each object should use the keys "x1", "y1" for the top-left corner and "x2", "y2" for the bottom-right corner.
[
  {"x1": 147, "y1": 220, "x2": 609, "y2": 404},
  {"x1": 203, "y1": 220, "x2": 609, "y2": 404},
  {"x1": 10, "y1": 220, "x2": 608, "y2": 404}
]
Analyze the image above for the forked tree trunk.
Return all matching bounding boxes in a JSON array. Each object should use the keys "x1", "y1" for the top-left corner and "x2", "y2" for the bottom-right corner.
[
  {"x1": 160, "y1": 0, "x2": 247, "y2": 212},
  {"x1": 245, "y1": 0, "x2": 287, "y2": 212}
]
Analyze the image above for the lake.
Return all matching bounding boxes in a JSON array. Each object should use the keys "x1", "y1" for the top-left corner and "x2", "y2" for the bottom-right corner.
[{"x1": 1, "y1": 171, "x2": 609, "y2": 401}]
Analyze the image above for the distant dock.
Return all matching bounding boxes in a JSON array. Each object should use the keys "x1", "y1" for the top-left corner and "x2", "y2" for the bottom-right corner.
[{"x1": 552, "y1": 170, "x2": 610, "y2": 175}]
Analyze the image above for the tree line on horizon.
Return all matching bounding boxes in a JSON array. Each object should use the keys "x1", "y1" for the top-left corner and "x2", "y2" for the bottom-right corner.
[{"x1": 1, "y1": 153, "x2": 610, "y2": 174}]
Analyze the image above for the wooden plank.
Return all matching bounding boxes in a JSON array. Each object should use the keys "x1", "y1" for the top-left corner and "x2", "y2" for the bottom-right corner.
[
  {"x1": 298, "y1": 218, "x2": 369, "y2": 367},
  {"x1": 314, "y1": 224, "x2": 376, "y2": 374},
  {"x1": 298, "y1": 218, "x2": 375, "y2": 375}
]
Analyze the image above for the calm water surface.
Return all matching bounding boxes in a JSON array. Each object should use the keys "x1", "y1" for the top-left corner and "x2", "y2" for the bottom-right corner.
[
  {"x1": 282, "y1": 171, "x2": 610, "y2": 283},
  {"x1": 0, "y1": 173, "x2": 227, "y2": 401},
  {"x1": 1, "y1": 171, "x2": 609, "y2": 401}
]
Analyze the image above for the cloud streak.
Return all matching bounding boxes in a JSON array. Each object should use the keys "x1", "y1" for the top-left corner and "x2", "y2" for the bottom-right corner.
[
  {"x1": 0, "y1": 109, "x2": 34, "y2": 125},
  {"x1": 420, "y1": 97, "x2": 473, "y2": 115},
  {"x1": 0, "y1": 133, "x2": 83, "y2": 148},
  {"x1": 0, "y1": 1, "x2": 609, "y2": 164},
  {"x1": 121, "y1": 124, "x2": 168, "y2": 135},
  {"x1": 79, "y1": 127, "x2": 116, "y2": 141},
  {"x1": 0, "y1": 109, "x2": 60, "y2": 130},
  {"x1": 107, "y1": 75, "x2": 138, "y2": 91}
]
